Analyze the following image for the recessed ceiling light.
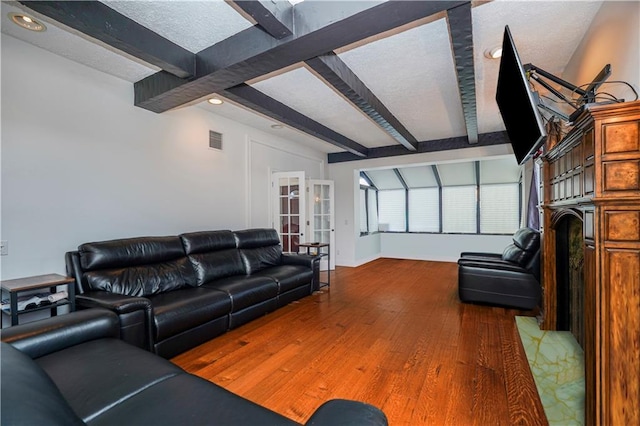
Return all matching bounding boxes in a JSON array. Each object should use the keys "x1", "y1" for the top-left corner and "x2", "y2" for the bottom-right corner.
[
  {"x1": 207, "y1": 98, "x2": 224, "y2": 105},
  {"x1": 271, "y1": 124, "x2": 284, "y2": 129},
  {"x1": 9, "y1": 13, "x2": 46, "y2": 32},
  {"x1": 484, "y1": 46, "x2": 502, "y2": 59}
]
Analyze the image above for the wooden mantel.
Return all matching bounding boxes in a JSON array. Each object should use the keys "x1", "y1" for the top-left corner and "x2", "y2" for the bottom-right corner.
[{"x1": 538, "y1": 100, "x2": 640, "y2": 425}]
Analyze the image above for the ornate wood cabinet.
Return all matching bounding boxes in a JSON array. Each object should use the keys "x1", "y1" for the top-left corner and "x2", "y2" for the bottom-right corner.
[{"x1": 539, "y1": 100, "x2": 640, "y2": 425}]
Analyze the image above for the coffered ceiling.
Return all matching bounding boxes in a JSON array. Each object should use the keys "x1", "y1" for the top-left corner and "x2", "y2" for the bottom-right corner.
[{"x1": 1, "y1": 0, "x2": 603, "y2": 162}]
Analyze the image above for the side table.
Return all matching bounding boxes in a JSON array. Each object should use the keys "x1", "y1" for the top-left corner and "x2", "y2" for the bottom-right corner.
[
  {"x1": 1, "y1": 273, "x2": 76, "y2": 327},
  {"x1": 298, "y1": 242, "x2": 330, "y2": 289}
]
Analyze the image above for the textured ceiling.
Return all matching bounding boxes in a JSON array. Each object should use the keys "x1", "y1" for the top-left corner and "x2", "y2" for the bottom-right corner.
[
  {"x1": 338, "y1": 17, "x2": 466, "y2": 142},
  {"x1": 1, "y1": 0, "x2": 604, "y2": 160},
  {"x1": 104, "y1": 0, "x2": 253, "y2": 53}
]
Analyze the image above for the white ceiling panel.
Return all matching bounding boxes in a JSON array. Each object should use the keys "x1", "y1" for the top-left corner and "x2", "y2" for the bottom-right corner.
[
  {"x1": 400, "y1": 166, "x2": 438, "y2": 188},
  {"x1": 366, "y1": 169, "x2": 404, "y2": 190},
  {"x1": 473, "y1": 0, "x2": 603, "y2": 134},
  {"x1": 480, "y1": 157, "x2": 521, "y2": 184},
  {"x1": 1, "y1": 2, "x2": 159, "y2": 83},
  {"x1": 102, "y1": 1, "x2": 253, "y2": 53},
  {"x1": 251, "y1": 66, "x2": 398, "y2": 148},
  {"x1": 338, "y1": 17, "x2": 467, "y2": 142},
  {"x1": 437, "y1": 162, "x2": 476, "y2": 186}
]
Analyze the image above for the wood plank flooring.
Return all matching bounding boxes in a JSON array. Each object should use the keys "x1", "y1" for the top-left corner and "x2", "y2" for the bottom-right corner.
[{"x1": 172, "y1": 258, "x2": 547, "y2": 425}]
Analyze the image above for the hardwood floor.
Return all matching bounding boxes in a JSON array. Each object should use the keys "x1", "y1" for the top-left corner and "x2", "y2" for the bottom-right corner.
[{"x1": 172, "y1": 258, "x2": 547, "y2": 425}]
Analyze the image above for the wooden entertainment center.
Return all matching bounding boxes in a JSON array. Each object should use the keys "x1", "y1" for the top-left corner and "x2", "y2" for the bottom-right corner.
[{"x1": 538, "y1": 100, "x2": 640, "y2": 425}]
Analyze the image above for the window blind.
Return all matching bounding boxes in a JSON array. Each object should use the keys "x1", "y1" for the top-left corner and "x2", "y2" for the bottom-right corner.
[
  {"x1": 367, "y1": 188, "x2": 378, "y2": 232},
  {"x1": 442, "y1": 186, "x2": 477, "y2": 233},
  {"x1": 359, "y1": 189, "x2": 368, "y2": 233},
  {"x1": 408, "y1": 188, "x2": 439, "y2": 232},
  {"x1": 480, "y1": 183, "x2": 520, "y2": 234},
  {"x1": 378, "y1": 190, "x2": 406, "y2": 232}
]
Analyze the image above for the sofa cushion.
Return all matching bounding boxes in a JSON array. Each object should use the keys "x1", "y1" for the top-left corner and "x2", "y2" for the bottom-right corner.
[
  {"x1": 79, "y1": 236, "x2": 196, "y2": 297},
  {"x1": 501, "y1": 244, "x2": 531, "y2": 266},
  {"x1": 240, "y1": 246, "x2": 283, "y2": 274},
  {"x1": 1, "y1": 342, "x2": 85, "y2": 426},
  {"x1": 189, "y1": 248, "x2": 247, "y2": 285},
  {"x1": 180, "y1": 231, "x2": 247, "y2": 284},
  {"x1": 180, "y1": 230, "x2": 236, "y2": 254},
  {"x1": 34, "y1": 338, "x2": 183, "y2": 423},
  {"x1": 203, "y1": 276, "x2": 278, "y2": 312},
  {"x1": 84, "y1": 257, "x2": 196, "y2": 297},
  {"x1": 88, "y1": 373, "x2": 298, "y2": 426},
  {"x1": 79, "y1": 236, "x2": 185, "y2": 270},
  {"x1": 148, "y1": 287, "x2": 232, "y2": 341},
  {"x1": 512, "y1": 227, "x2": 540, "y2": 252},
  {"x1": 234, "y1": 228, "x2": 281, "y2": 249},
  {"x1": 253, "y1": 265, "x2": 313, "y2": 293}
]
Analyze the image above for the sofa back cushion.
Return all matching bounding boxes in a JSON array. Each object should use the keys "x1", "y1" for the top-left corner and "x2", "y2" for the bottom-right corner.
[
  {"x1": 512, "y1": 227, "x2": 540, "y2": 252},
  {"x1": 502, "y1": 228, "x2": 540, "y2": 267},
  {"x1": 79, "y1": 236, "x2": 195, "y2": 297},
  {"x1": 235, "y1": 229, "x2": 282, "y2": 274},
  {"x1": 501, "y1": 244, "x2": 530, "y2": 266},
  {"x1": 1, "y1": 342, "x2": 85, "y2": 426},
  {"x1": 180, "y1": 231, "x2": 246, "y2": 285}
]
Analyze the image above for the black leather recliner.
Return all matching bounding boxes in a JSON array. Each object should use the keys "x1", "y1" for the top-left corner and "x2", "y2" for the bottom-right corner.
[{"x1": 457, "y1": 227, "x2": 541, "y2": 310}]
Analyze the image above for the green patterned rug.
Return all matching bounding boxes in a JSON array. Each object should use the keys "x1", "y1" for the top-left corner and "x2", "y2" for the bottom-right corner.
[{"x1": 515, "y1": 316, "x2": 585, "y2": 425}]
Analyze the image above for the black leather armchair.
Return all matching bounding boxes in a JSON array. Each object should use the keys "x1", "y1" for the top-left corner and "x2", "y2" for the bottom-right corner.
[{"x1": 457, "y1": 227, "x2": 541, "y2": 310}]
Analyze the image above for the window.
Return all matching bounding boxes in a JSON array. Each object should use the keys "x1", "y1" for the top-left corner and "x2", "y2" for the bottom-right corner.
[
  {"x1": 442, "y1": 186, "x2": 477, "y2": 233},
  {"x1": 360, "y1": 157, "x2": 522, "y2": 236},
  {"x1": 359, "y1": 189, "x2": 368, "y2": 233},
  {"x1": 480, "y1": 183, "x2": 520, "y2": 233},
  {"x1": 408, "y1": 188, "x2": 439, "y2": 232},
  {"x1": 378, "y1": 189, "x2": 406, "y2": 232},
  {"x1": 367, "y1": 188, "x2": 378, "y2": 232}
]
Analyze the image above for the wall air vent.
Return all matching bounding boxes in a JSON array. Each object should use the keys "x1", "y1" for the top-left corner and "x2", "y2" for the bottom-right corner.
[{"x1": 209, "y1": 130, "x2": 223, "y2": 150}]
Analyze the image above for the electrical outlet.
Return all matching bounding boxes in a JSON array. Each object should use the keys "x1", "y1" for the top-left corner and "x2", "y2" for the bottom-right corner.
[{"x1": 0, "y1": 240, "x2": 7, "y2": 256}]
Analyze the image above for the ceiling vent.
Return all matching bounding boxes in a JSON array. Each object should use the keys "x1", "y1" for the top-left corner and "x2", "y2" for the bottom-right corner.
[{"x1": 209, "y1": 130, "x2": 223, "y2": 150}]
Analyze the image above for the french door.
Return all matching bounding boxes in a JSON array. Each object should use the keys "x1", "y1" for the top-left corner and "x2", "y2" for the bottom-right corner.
[
  {"x1": 272, "y1": 171, "x2": 306, "y2": 253},
  {"x1": 308, "y1": 179, "x2": 335, "y2": 270}
]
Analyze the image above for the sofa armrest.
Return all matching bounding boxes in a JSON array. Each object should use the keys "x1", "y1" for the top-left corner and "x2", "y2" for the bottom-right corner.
[
  {"x1": 76, "y1": 291, "x2": 151, "y2": 314},
  {"x1": 305, "y1": 399, "x2": 388, "y2": 426},
  {"x1": 459, "y1": 252, "x2": 502, "y2": 259},
  {"x1": 77, "y1": 291, "x2": 153, "y2": 351},
  {"x1": 1, "y1": 308, "x2": 119, "y2": 359},
  {"x1": 458, "y1": 259, "x2": 528, "y2": 274},
  {"x1": 281, "y1": 253, "x2": 319, "y2": 268}
]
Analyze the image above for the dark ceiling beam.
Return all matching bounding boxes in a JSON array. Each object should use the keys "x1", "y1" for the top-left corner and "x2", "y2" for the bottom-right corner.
[
  {"x1": 222, "y1": 84, "x2": 369, "y2": 157},
  {"x1": 18, "y1": 1, "x2": 195, "y2": 79},
  {"x1": 446, "y1": 2, "x2": 478, "y2": 144},
  {"x1": 327, "y1": 131, "x2": 510, "y2": 163},
  {"x1": 305, "y1": 53, "x2": 418, "y2": 151},
  {"x1": 229, "y1": 0, "x2": 293, "y2": 40},
  {"x1": 134, "y1": 1, "x2": 469, "y2": 113}
]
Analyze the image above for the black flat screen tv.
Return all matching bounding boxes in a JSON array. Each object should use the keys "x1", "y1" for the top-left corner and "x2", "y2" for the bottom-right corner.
[{"x1": 496, "y1": 25, "x2": 547, "y2": 165}]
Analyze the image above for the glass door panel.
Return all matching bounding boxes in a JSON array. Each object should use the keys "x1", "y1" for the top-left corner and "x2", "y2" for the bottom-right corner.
[
  {"x1": 272, "y1": 172, "x2": 306, "y2": 253},
  {"x1": 307, "y1": 179, "x2": 335, "y2": 270}
]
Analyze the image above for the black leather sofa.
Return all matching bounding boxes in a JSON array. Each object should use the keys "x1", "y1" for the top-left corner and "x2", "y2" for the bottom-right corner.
[
  {"x1": 457, "y1": 227, "x2": 541, "y2": 310},
  {"x1": 1, "y1": 309, "x2": 388, "y2": 426},
  {"x1": 65, "y1": 229, "x2": 319, "y2": 358}
]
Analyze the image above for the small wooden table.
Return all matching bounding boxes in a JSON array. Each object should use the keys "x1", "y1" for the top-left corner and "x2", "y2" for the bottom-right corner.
[
  {"x1": 298, "y1": 243, "x2": 330, "y2": 288},
  {"x1": 1, "y1": 274, "x2": 75, "y2": 327}
]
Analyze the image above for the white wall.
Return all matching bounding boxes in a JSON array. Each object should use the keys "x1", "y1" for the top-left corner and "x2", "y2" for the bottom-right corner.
[
  {"x1": 0, "y1": 34, "x2": 326, "y2": 279},
  {"x1": 563, "y1": 1, "x2": 639, "y2": 102},
  {"x1": 328, "y1": 145, "x2": 517, "y2": 266},
  {"x1": 248, "y1": 139, "x2": 325, "y2": 229},
  {"x1": 381, "y1": 233, "x2": 512, "y2": 262}
]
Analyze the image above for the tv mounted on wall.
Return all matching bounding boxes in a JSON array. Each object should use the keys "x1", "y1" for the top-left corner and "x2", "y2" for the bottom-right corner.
[{"x1": 496, "y1": 25, "x2": 547, "y2": 165}]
